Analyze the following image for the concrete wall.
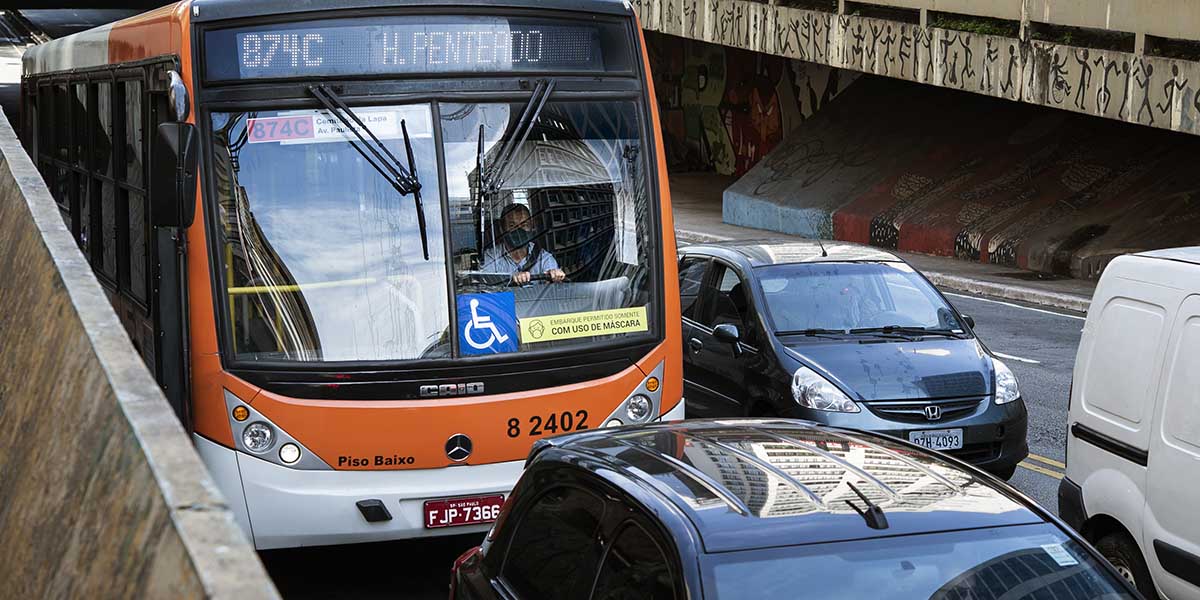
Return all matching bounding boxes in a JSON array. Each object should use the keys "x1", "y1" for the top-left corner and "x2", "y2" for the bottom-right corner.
[
  {"x1": 724, "y1": 75, "x2": 1200, "y2": 279},
  {"x1": 637, "y1": 0, "x2": 1200, "y2": 137},
  {"x1": 647, "y1": 32, "x2": 858, "y2": 175},
  {"x1": 0, "y1": 114, "x2": 278, "y2": 596}
]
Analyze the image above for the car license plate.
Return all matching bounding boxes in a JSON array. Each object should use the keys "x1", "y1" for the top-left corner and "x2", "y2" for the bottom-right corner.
[
  {"x1": 908, "y1": 428, "x2": 964, "y2": 451},
  {"x1": 424, "y1": 495, "x2": 505, "y2": 529}
]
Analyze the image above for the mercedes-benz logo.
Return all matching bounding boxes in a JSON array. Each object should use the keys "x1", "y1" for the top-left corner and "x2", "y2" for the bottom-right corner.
[
  {"x1": 445, "y1": 433, "x2": 473, "y2": 462},
  {"x1": 923, "y1": 405, "x2": 942, "y2": 421}
]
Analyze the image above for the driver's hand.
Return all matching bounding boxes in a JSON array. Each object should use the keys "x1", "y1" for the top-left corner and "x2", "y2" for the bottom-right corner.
[
  {"x1": 548, "y1": 269, "x2": 566, "y2": 283},
  {"x1": 512, "y1": 271, "x2": 532, "y2": 285}
]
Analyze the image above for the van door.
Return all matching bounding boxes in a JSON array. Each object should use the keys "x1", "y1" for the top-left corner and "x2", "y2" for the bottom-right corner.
[{"x1": 1144, "y1": 293, "x2": 1200, "y2": 597}]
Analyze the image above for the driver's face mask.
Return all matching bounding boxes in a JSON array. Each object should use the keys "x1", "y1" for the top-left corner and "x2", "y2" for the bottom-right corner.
[{"x1": 504, "y1": 226, "x2": 532, "y2": 249}]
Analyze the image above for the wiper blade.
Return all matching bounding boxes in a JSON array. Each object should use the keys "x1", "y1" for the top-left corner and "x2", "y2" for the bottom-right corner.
[
  {"x1": 307, "y1": 85, "x2": 430, "y2": 260},
  {"x1": 775, "y1": 328, "x2": 847, "y2": 337},
  {"x1": 848, "y1": 325, "x2": 961, "y2": 337},
  {"x1": 843, "y1": 481, "x2": 889, "y2": 530},
  {"x1": 480, "y1": 78, "x2": 555, "y2": 195}
]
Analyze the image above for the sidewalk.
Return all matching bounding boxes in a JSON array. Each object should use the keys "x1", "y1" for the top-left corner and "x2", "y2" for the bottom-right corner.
[{"x1": 669, "y1": 173, "x2": 1096, "y2": 314}]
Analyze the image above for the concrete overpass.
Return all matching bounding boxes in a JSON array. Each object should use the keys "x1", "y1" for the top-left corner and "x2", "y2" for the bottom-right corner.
[{"x1": 638, "y1": 0, "x2": 1200, "y2": 135}]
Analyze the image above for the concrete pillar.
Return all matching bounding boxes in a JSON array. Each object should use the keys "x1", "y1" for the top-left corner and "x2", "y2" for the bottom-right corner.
[
  {"x1": 1135, "y1": 32, "x2": 1147, "y2": 54},
  {"x1": 919, "y1": 7, "x2": 927, "y2": 28},
  {"x1": 1019, "y1": 0, "x2": 1030, "y2": 41},
  {"x1": 838, "y1": 0, "x2": 845, "y2": 15}
]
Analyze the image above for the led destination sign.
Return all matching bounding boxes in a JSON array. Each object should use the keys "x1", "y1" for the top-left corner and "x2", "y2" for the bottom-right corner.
[{"x1": 206, "y1": 16, "x2": 625, "y2": 80}]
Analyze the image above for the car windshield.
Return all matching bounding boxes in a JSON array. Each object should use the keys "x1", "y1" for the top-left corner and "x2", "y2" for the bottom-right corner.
[
  {"x1": 758, "y1": 262, "x2": 963, "y2": 334},
  {"x1": 210, "y1": 98, "x2": 655, "y2": 363},
  {"x1": 706, "y1": 523, "x2": 1134, "y2": 600}
]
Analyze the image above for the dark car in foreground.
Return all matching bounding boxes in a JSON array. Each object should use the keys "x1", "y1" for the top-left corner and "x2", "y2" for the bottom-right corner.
[
  {"x1": 677, "y1": 240, "x2": 1027, "y2": 479},
  {"x1": 449, "y1": 420, "x2": 1138, "y2": 599}
]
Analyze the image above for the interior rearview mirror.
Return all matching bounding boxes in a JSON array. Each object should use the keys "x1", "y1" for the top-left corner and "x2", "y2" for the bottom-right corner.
[
  {"x1": 713, "y1": 323, "x2": 742, "y2": 357},
  {"x1": 150, "y1": 122, "x2": 198, "y2": 228}
]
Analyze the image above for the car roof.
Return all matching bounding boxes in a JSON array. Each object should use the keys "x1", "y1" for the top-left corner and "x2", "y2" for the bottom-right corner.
[
  {"x1": 1135, "y1": 246, "x2": 1200, "y2": 265},
  {"x1": 682, "y1": 239, "x2": 905, "y2": 267},
  {"x1": 191, "y1": 0, "x2": 631, "y2": 22},
  {"x1": 537, "y1": 419, "x2": 1044, "y2": 553}
]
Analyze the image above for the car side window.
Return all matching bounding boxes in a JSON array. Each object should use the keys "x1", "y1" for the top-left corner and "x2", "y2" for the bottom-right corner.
[
  {"x1": 501, "y1": 485, "x2": 606, "y2": 600},
  {"x1": 702, "y1": 264, "x2": 750, "y2": 333},
  {"x1": 678, "y1": 257, "x2": 708, "y2": 320},
  {"x1": 591, "y1": 521, "x2": 678, "y2": 600}
]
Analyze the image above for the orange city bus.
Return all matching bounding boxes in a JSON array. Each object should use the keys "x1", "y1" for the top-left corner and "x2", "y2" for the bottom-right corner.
[{"x1": 20, "y1": 0, "x2": 681, "y2": 549}]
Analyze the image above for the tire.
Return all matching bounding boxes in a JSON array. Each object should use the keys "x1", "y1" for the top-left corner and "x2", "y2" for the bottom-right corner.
[{"x1": 1096, "y1": 531, "x2": 1157, "y2": 598}]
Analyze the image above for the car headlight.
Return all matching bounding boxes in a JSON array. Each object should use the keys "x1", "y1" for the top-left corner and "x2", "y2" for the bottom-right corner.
[
  {"x1": 791, "y1": 366, "x2": 859, "y2": 413},
  {"x1": 993, "y1": 358, "x2": 1021, "y2": 404}
]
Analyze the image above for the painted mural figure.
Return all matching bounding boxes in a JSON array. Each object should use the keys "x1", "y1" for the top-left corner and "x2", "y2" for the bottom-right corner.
[
  {"x1": 814, "y1": 15, "x2": 829, "y2": 61},
  {"x1": 1000, "y1": 44, "x2": 1018, "y2": 98},
  {"x1": 720, "y1": 7, "x2": 734, "y2": 44},
  {"x1": 1135, "y1": 61, "x2": 1155, "y2": 125},
  {"x1": 958, "y1": 34, "x2": 975, "y2": 88},
  {"x1": 881, "y1": 25, "x2": 897, "y2": 76},
  {"x1": 898, "y1": 29, "x2": 912, "y2": 77},
  {"x1": 1094, "y1": 55, "x2": 1116, "y2": 114},
  {"x1": 1157, "y1": 64, "x2": 1187, "y2": 117},
  {"x1": 917, "y1": 27, "x2": 934, "y2": 81},
  {"x1": 1050, "y1": 52, "x2": 1072, "y2": 104},
  {"x1": 982, "y1": 38, "x2": 998, "y2": 92},
  {"x1": 1073, "y1": 49, "x2": 1092, "y2": 110},
  {"x1": 866, "y1": 23, "x2": 882, "y2": 69},
  {"x1": 940, "y1": 33, "x2": 960, "y2": 86},
  {"x1": 684, "y1": 0, "x2": 698, "y2": 37},
  {"x1": 850, "y1": 23, "x2": 866, "y2": 68}
]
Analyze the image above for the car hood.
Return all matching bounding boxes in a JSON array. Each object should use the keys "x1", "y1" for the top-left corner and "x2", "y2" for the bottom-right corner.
[{"x1": 782, "y1": 337, "x2": 993, "y2": 401}]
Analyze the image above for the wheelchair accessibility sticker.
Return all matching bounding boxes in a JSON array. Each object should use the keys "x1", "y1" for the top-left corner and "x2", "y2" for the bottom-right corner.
[{"x1": 457, "y1": 293, "x2": 519, "y2": 355}]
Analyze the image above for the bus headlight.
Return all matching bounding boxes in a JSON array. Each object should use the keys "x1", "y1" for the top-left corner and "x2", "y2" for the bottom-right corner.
[
  {"x1": 626, "y1": 395, "x2": 652, "y2": 422},
  {"x1": 243, "y1": 422, "x2": 275, "y2": 453},
  {"x1": 279, "y1": 443, "x2": 301, "y2": 464}
]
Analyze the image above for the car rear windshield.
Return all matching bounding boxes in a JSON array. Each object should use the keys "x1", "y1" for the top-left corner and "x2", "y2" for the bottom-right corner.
[
  {"x1": 705, "y1": 523, "x2": 1133, "y2": 599},
  {"x1": 757, "y1": 262, "x2": 964, "y2": 333}
]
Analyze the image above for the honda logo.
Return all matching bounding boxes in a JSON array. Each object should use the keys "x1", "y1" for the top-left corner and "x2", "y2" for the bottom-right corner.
[
  {"x1": 923, "y1": 405, "x2": 942, "y2": 421},
  {"x1": 445, "y1": 433, "x2": 473, "y2": 462}
]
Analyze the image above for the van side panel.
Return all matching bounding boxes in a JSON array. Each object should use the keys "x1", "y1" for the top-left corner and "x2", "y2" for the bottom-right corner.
[
  {"x1": 1144, "y1": 293, "x2": 1200, "y2": 597},
  {"x1": 1066, "y1": 255, "x2": 1178, "y2": 564}
]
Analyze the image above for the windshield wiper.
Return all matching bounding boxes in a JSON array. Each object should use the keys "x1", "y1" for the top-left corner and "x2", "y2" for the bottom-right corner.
[
  {"x1": 775, "y1": 328, "x2": 848, "y2": 338},
  {"x1": 307, "y1": 84, "x2": 430, "y2": 260},
  {"x1": 848, "y1": 325, "x2": 962, "y2": 338},
  {"x1": 844, "y1": 481, "x2": 889, "y2": 530},
  {"x1": 479, "y1": 78, "x2": 555, "y2": 195}
]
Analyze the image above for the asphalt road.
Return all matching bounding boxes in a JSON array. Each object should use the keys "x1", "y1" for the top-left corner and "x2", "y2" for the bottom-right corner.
[{"x1": 265, "y1": 288, "x2": 1085, "y2": 598}]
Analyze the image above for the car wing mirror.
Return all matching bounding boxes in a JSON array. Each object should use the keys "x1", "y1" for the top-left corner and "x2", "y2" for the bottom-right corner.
[
  {"x1": 713, "y1": 323, "x2": 743, "y2": 357},
  {"x1": 961, "y1": 314, "x2": 976, "y2": 329}
]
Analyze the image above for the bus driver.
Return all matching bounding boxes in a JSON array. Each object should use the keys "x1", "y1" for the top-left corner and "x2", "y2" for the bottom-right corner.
[{"x1": 481, "y1": 204, "x2": 567, "y2": 285}]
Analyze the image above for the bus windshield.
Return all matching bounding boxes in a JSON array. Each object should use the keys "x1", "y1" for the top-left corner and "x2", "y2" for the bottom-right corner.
[{"x1": 210, "y1": 98, "x2": 655, "y2": 363}]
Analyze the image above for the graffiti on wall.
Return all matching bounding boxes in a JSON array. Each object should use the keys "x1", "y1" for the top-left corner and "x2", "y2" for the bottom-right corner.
[
  {"x1": 647, "y1": 31, "x2": 857, "y2": 175},
  {"x1": 637, "y1": 0, "x2": 1200, "y2": 137}
]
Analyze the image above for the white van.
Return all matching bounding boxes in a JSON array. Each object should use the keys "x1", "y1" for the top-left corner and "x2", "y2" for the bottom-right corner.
[{"x1": 1060, "y1": 247, "x2": 1200, "y2": 599}]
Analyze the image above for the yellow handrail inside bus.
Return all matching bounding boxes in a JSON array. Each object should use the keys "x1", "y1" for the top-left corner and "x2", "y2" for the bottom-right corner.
[{"x1": 227, "y1": 276, "x2": 381, "y2": 295}]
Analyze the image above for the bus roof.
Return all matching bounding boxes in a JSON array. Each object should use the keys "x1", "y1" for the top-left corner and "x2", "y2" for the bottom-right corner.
[{"x1": 191, "y1": 0, "x2": 634, "y2": 22}]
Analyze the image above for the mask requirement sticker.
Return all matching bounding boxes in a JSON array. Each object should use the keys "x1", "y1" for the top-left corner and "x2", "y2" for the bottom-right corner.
[{"x1": 519, "y1": 306, "x2": 648, "y2": 343}]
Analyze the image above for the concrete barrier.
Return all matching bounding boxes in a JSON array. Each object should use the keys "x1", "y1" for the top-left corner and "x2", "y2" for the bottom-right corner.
[
  {"x1": 0, "y1": 113, "x2": 278, "y2": 596},
  {"x1": 724, "y1": 75, "x2": 1200, "y2": 279}
]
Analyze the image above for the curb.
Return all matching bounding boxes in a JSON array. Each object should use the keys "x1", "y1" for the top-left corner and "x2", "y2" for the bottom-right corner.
[{"x1": 676, "y1": 228, "x2": 1091, "y2": 314}]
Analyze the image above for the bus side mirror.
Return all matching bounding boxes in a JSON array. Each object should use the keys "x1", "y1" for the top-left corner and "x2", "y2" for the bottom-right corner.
[{"x1": 150, "y1": 122, "x2": 198, "y2": 228}]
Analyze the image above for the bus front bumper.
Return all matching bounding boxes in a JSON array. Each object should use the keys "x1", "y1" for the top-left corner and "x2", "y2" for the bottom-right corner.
[{"x1": 196, "y1": 434, "x2": 521, "y2": 550}]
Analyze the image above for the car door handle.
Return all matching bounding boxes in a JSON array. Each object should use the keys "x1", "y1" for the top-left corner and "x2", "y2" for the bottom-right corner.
[{"x1": 688, "y1": 338, "x2": 703, "y2": 353}]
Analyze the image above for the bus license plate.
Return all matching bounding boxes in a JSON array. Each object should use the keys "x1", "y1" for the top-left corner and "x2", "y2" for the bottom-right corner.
[
  {"x1": 424, "y1": 495, "x2": 505, "y2": 529},
  {"x1": 909, "y1": 428, "x2": 964, "y2": 451}
]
